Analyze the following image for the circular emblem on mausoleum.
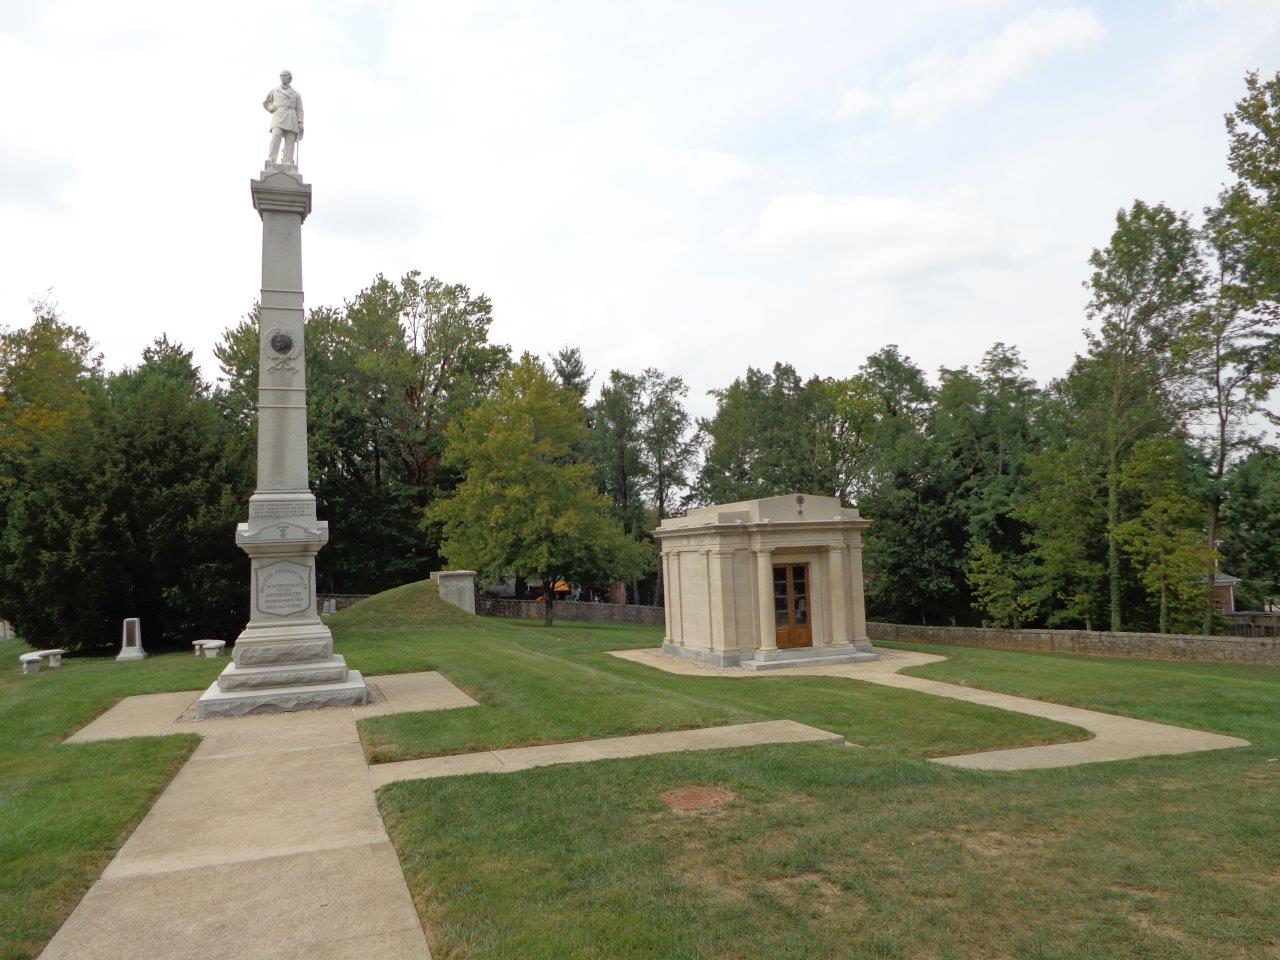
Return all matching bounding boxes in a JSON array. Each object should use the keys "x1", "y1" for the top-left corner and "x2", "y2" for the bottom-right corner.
[{"x1": 270, "y1": 332, "x2": 294, "y2": 354}]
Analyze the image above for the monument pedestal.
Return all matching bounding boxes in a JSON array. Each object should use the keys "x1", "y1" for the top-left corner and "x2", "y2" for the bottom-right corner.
[{"x1": 196, "y1": 167, "x2": 369, "y2": 719}]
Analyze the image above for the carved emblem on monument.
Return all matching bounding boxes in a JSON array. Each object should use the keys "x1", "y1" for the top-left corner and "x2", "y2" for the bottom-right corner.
[{"x1": 263, "y1": 325, "x2": 303, "y2": 374}]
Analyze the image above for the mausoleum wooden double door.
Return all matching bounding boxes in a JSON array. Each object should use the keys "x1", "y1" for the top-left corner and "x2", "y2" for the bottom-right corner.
[{"x1": 772, "y1": 563, "x2": 812, "y2": 649}]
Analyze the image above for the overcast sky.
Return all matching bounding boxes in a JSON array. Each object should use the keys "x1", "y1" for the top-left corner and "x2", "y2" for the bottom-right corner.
[{"x1": 3, "y1": 0, "x2": 1279, "y2": 415}]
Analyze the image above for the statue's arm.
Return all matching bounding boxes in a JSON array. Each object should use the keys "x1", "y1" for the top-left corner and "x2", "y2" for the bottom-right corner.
[
  {"x1": 262, "y1": 91, "x2": 273, "y2": 113},
  {"x1": 296, "y1": 93, "x2": 304, "y2": 134}
]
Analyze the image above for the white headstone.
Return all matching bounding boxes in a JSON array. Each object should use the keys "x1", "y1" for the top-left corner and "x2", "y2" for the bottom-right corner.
[{"x1": 116, "y1": 617, "x2": 147, "y2": 661}]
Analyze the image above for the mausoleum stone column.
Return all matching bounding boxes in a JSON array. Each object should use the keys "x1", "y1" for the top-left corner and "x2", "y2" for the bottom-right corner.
[
  {"x1": 709, "y1": 549, "x2": 737, "y2": 654},
  {"x1": 827, "y1": 543, "x2": 849, "y2": 647},
  {"x1": 660, "y1": 553, "x2": 674, "y2": 644},
  {"x1": 754, "y1": 547, "x2": 776, "y2": 653},
  {"x1": 849, "y1": 534, "x2": 870, "y2": 650}
]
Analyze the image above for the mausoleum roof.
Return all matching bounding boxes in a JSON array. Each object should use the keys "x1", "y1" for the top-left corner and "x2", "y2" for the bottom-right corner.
[{"x1": 655, "y1": 494, "x2": 863, "y2": 537}]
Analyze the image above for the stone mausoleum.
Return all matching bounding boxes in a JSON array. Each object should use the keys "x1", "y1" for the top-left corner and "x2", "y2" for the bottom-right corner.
[{"x1": 655, "y1": 494, "x2": 877, "y2": 670}]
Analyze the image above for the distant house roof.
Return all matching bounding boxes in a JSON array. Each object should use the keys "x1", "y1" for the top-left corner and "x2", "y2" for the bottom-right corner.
[{"x1": 1213, "y1": 573, "x2": 1241, "y2": 587}]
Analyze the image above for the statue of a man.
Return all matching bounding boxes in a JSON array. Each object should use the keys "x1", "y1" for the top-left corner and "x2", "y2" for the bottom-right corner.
[{"x1": 264, "y1": 70, "x2": 304, "y2": 167}]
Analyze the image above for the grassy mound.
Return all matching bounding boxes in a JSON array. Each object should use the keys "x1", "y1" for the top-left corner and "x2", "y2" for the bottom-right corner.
[{"x1": 330, "y1": 578, "x2": 478, "y2": 631}]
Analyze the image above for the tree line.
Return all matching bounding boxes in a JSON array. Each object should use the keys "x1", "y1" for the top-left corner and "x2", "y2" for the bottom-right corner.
[{"x1": 2, "y1": 72, "x2": 1280, "y2": 651}]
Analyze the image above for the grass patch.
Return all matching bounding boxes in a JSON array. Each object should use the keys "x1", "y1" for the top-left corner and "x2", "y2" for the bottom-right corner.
[
  {"x1": 381, "y1": 738, "x2": 1280, "y2": 960},
  {"x1": 341, "y1": 584, "x2": 1083, "y2": 763},
  {"x1": 6, "y1": 580, "x2": 1277, "y2": 960},
  {"x1": 0, "y1": 649, "x2": 219, "y2": 960},
  {"x1": 347, "y1": 590, "x2": 1280, "y2": 959}
]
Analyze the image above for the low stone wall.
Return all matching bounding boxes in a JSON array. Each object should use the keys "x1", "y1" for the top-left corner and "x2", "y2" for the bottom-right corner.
[
  {"x1": 478, "y1": 598, "x2": 664, "y2": 626},
  {"x1": 316, "y1": 594, "x2": 370, "y2": 613},
  {"x1": 867, "y1": 621, "x2": 1280, "y2": 666}
]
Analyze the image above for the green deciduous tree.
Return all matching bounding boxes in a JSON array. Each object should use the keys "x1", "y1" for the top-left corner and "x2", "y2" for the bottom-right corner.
[
  {"x1": 589, "y1": 370, "x2": 648, "y2": 536},
  {"x1": 1115, "y1": 438, "x2": 1212, "y2": 634},
  {"x1": 1187, "y1": 72, "x2": 1280, "y2": 630},
  {"x1": 1082, "y1": 200, "x2": 1203, "y2": 630},
  {"x1": 1018, "y1": 438, "x2": 1107, "y2": 631},
  {"x1": 432, "y1": 355, "x2": 646, "y2": 625},
  {"x1": 695, "y1": 363, "x2": 849, "y2": 503},
  {"x1": 1220, "y1": 449, "x2": 1280, "y2": 610},
  {"x1": 216, "y1": 271, "x2": 510, "y2": 592},
  {"x1": 0, "y1": 337, "x2": 252, "y2": 651},
  {"x1": 967, "y1": 541, "x2": 1038, "y2": 628},
  {"x1": 0, "y1": 301, "x2": 100, "y2": 479}
]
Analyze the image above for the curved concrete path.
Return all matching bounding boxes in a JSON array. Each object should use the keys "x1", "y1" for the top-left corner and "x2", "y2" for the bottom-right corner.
[{"x1": 609, "y1": 647, "x2": 1250, "y2": 770}]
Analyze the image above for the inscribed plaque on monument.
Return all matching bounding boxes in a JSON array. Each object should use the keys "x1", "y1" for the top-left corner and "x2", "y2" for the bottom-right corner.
[
  {"x1": 249, "y1": 501, "x2": 312, "y2": 520},
  {"x1": 256, "y1": 560, "x2": 312, "y2": 616}
]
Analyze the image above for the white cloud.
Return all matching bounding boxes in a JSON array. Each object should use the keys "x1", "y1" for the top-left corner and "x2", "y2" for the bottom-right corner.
[
  {"x1": 754, "y1": 192, "x2": 1022, "y2": 281},
  {"x1": 835, "y1": 6, "x2": 1105, "y2": 125},
  {"x1": 1, "y1": 0, "x2": 1277, "y2": 425},
  {"x1": 833, "y1": 87, "x2": 883, "y2": 119}
]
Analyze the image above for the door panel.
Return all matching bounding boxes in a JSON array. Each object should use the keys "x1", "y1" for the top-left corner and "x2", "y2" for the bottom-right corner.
[{"x1": 773, "y1": 563, "x2": 813, "y2": 649}]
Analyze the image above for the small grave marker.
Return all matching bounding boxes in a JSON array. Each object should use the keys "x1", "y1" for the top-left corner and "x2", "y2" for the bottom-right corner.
[{"x1": 116, "y1": 617, "x2": 147, "y2": 661}]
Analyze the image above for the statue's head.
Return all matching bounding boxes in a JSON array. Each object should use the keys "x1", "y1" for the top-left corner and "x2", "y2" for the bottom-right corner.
[{"x1": 280, "y1": 70, "x2": 293, "y2": 87}]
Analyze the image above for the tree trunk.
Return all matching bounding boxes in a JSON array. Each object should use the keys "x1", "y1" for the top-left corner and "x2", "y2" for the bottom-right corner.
[
  {"x1": 1204, "y1": 501, "x2": 1220, "y2": 636},
  {"x1": 542, "y1": 580, "x2": 554, "y2": 627},
  {"x1": 1159, "y1": 580, "x2": 1168, "y2": 635},
  {"x1": 1107, "y1": 462, "x2": 1122, "y2": 632}
]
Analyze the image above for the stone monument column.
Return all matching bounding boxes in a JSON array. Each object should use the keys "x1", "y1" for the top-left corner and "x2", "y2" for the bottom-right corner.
[{"x1": 195, "y1": 141, "x2": 370, "y2": 717}]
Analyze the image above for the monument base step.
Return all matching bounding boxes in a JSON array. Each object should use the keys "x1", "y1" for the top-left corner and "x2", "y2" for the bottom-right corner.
[
  {"x1": 216, "y1": 655, "x2": 350, "y2": 691},
  {"x1": 195, "y1": 670, "x2": 371, "y2": 719}
]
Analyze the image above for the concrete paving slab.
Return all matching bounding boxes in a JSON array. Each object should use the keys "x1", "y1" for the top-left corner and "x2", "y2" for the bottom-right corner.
[
  {"x1": 194, "y1": 719, "x2": 361, "y2": 759},
  {"x1": 39, "y1": 843, "x2": 429, "y2": 960},
  {"x1": 105, "y1": 741, "x2": 386, "y2": 878},
  {"x1": 372, "y1": 720, "x2": 846, "y2": 786},
  {"x1": 372, "y1": 751, "x2": 510, "y2": 787},
  {"x1": 611, "y1": 647, "x2": 1250, "y2": 770},
  {"x1": 62, "y1": 671, "x2": 475, "y2": 744},
  {"x1": 65, "y1": 691, "x2": 198, "y2": 742},
  {"x1": 358, "y1": 670, "x2": 478, "y2": 717}
]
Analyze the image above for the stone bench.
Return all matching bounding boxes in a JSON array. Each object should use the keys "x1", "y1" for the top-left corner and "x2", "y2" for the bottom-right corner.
[
  {"x1": 193, "y1": 639, "x2": 227, "y2": 658},
  {"x1": 20, "y1": 652, "x2": 43, "y2": 675},
  {"x1": 36, "y1": 648, "x2": 66, "y2": 668}
]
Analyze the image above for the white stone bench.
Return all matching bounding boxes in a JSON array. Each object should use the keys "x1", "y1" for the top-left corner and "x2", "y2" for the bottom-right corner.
[
  {"x1": 20, "y1": 652, "x2": 42, "y2": 675},
  {"x1": 192, "y1": 639, "x2": 227, "y2": 658},
  {"x1": 36, "y1": 649, "x2": 66, "y2": 668}
]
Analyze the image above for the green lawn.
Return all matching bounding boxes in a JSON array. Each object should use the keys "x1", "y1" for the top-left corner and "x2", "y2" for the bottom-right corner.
[
  {"x1": 3, "y1": 581, "x2": 1277, "y2": 960},
  {"x1": 344, "y1": 587, "x2": 1280, "y2": 960},
  {"x1": 0, "y1": 650, "x2": 213, "y2": 960}
]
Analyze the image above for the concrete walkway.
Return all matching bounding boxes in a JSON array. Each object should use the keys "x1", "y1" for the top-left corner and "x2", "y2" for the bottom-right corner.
[
  {"x1": 372, "y1": 720, "x2": 845, "y2": 786},
  {"x1": 610, "y1": 647, "x2": 1250, "y2": 770},
  {"x1": 46, "y1": 674, "x2": 850, "y2": 960},
  {"x1": 41, "y1": 647, "x2": 1250, "y2": 959},
  {"x1": 43, "y1": 671, "x2": 478, "y2": 960}
]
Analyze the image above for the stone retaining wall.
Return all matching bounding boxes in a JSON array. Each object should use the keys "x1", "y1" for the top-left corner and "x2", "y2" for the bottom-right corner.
[
  {"x1": 478, "y1": 598, "x2": 665, "y2": 626},
  {"x1": 867, "y1": 621, "x2": 1280, "y2": 666}
]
